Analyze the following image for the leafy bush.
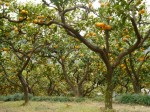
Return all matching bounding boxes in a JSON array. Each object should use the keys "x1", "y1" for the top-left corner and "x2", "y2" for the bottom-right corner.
[
  {"x1": 31, "y1": 96, "x2": 86, "y2": 102},
  {"x1": 50, "y1": 96, "x2": 73, "y2": 102},
  {"x1": 73, "y1": 97, "x2": 87, "y2": 102},
  {"x1": 0, "y1": 96, "x2": 7, "y2": 101},
  {"x1": 0, "y1": 93, "x2": 33, "y2": 101},
  {"x1": 118, "y1": 94, "x2": 150, "y2": 106},
  {"x1": 0, "y1": 94, "x2": 102, "y2": 103},
  {"x1": 91, "y1": 96, "x2": 104, "y2": 102},
  {"x1": 31, "y1": 96, "x2": 50, "y2": 101}
]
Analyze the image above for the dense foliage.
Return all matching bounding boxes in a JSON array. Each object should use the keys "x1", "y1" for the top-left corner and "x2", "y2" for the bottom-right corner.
[{"x1": 0, "y1": 0, "x2": 149, "y2": 110}]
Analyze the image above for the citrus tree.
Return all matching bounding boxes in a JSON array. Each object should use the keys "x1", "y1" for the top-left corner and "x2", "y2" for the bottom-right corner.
[
  {"x1": 0, "y1": 0, "x2": 150, "y2": 110},
  {"x1": 35, "y1": 0, "x2": 150, "y2": 109},
  {"x1": 41, "y1": 36, "x2": 105, "y2": 97},
  {"x1": 0, "y1": 0, "x2": 49, "y2": 105},
  {"x1": 123, "y1": 49, "x2": 150, "y2": 93}
]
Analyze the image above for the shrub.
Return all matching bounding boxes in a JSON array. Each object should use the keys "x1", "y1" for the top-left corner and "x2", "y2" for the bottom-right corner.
[
  {"x1": 0, "y1": 96, "x2": 7, "y2": 101},
  {"x1": 50, "y1": 96, "x2": 73, "y2": 102},
  {"x1": 0, "y1": 94, "x2": 102, "y2": 103},
  {"x1": 118, "y1": 94, "x2": 150, "y2": 106},
  {"x1": 31, "y1": 96, "x2": 87, "y2": 102},
  {"x1": 91, "y1": 96, "x2": 104, "y2": 102},
  {"x1": 0, "y1": 93, "x2": 33, "y2": 101},
  {"x1": 74, "y1": 97, "x2": 87, "y2": 102}
]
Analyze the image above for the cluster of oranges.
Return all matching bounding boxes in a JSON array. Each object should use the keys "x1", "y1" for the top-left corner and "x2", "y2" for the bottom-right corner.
[
  {"x1": 122, "y1": 29, "x2": 130, "y2": 42},
  {"x1": 95, "y1": 22, "x2": 112, "y2": 31},
  {"x1": 21, "y1": 10, "x2": 28, "y2": 15},
  {"x1": 18, "y1": 10, "x2": 29, "y2": 21},
  {"x1": 138, "y1": 57, "x2": 145, "y2": 61},
  {"x1": 85, "y1": 32, "x2": 96, "y2": 37},
  {"x1": 33, "y1": 15, "x2": 45, "y2": 24},
  {"x1": 120, "y1": 64, "x2": 126, "y2": 69},
  {"x1": 1, "y1": 48, "x2": 9, "y2": 51},
  {"x1": 0, "y1": 1, "x2": 10, "y2": 6},
  {"x1": 138, "y1": 9, "x2": 145, "y2": 14}
]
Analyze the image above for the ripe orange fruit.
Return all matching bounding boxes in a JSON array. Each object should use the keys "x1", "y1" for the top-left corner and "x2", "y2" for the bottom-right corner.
[
  {"x1": 21, "y1": 10, "x2": 26, "y2": 13},
  {"x1": 140, "y1": 47, "x2": 144, "y2": 51},
  {"x1": 19, "y1": 17, "x2": 23, "y2": 21},
  {"x1": 120, "y1": 64, "x2": 125, "y2": 67},
  {"x1": 138, "y1": 57, "x2": 144, "y2": 61},
  {"x1": 2, "y1": 48, "x2": 9, "y2": 51},
  {"x1": 89, "y1": 32, "x2": 96, "y2": 36},
  {"x1": 122, "y1": 37, "x2": 127, "y2": 42},
  {"x1": 29, "y1": 48, "x2": 33, "y2": 50},
  {"x1": 119, "y1": 48, "x2": 124, "y2": 51},
  {"x1": 115, "y1": 44, "x2": 119, "y2": 47},
  {"x1": 139, "y1": 9, "x2": 145, "y2": 14},
  {"x1": 95, "y1": 22, "x2": 105, "y2": 28},
  {"x1": 54, "y1": 45, "x2": 58, "y2": 48},
  {"x1": 105, "y1": 25, "x2": 112, "y2": 30},
  {"x1": 79, "y1": 53, "x2": 84, "y2": 57},
  {"x1": 5, "y1": 2, "x2": 10, "y2": 6},
  {"x1": 37, "y1": 15, "x2": 44, "y2": 19},
  {"x1": 39, "y1": 19, "x2": 44, "y2": 24},
  {"x1": 92, "y1": 33, "x2": 96, "y2": 36},
  {"x1": 100, "y1": 3, "x2": 105, "y2": 7},
  {"x1": 124, "y1": 29, "x2": 129, "y2": 33},
  {"x1": 33, "y1": 19, "x2": 38, "y2": 24},
  {"x1": 136, "y1": 0, "x2": 141, "y2": 5},
  {"x1": 21, "y1": 10, "x2": 28, "y2": 15},
  {"x1": 0, "y1": 1, "x2": 3, "y2": 5},
  {"x1": 28, "y1": 53, "x2": 32, "y2": 57},
  {"x1": 106, "y1": 2, "x2": 110, "y2": 6},
  {"x1": 88, "y1": 2, "x2": 92, "y2": 7},
  {"x1": 74, "y1": 46, "x2": 80, "y2": 49},
  {"x1": 26, "y1": 17, "x2": 30, "y2": 21},
  {"x1": 108, "y1": 16, "x2": 112, "y2": 20},
  {"x1": 125, "y1": 35, "x2": 130, "y2": 38},
  {"x1": 61, "y1": 56, "x2": 65, "y2": 60},
  {"x1": 13, "y1": 26, "x2": 18, "y2": 32}
]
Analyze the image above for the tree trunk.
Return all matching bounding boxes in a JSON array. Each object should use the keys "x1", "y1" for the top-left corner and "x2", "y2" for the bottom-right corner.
[
  {"x1": 75, "y1": 85, "x2": 83, "y2": 97},
  {"x1": 61, "y1": 62, "x2": 80, "y2": 97},
  {"x1": 18, "y1": 75, "x2": 29, "y2": 105},
  {"x1": 133, "y1": 81, "x2": 141, "y2": 93},
  {"x1": 47, "y1": 82, "x2": 55, "y2": 96},
  {"x1": 105, "y1": 79, "x2": 113, "y2": 109},
  {"x1": 105, "y1": 69, "x2": 114, "y2": 110}
]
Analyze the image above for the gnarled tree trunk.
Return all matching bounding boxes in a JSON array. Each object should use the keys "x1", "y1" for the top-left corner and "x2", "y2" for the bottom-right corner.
[{"x1": 18, "y1": 74, "x2": 29, "y2": 105}]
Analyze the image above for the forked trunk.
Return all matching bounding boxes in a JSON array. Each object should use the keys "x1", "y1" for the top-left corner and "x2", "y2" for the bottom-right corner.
[
  {"x1": 75, "y1": 85, "x2": 83, "y2": 97},
  {"x1": 18, "y1": 75, "x2": 29, "y2": 105}
]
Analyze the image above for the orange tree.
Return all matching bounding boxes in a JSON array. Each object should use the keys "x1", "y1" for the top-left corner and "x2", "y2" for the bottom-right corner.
[
  {"x1": 123, "y1": 49, "x2": 150, "y2": 93},
  {"x1": 0, "y1": 0, "x2": 51, "y2": 105},
  {"x1": 24, "y1": 54, "x2": 69, "y2": 96},
  {"x1": 109, "y1": 67, "x2": 131, "y2": 94},
  {"x1": 40, "y1": 34, "x2": 105, "y2": 97},
  {"x1": 34, "y1": 0, "x2": 150, "y2": 109},
  {"x1": 1, "y1": 0, "x2": 150, "y2": 110},
  {"x1": 112, "y1": 49, "x2": 149, "y2": 94},
  {"x1": 0, "y1": 0, "x2": 22, "y2": 95}
]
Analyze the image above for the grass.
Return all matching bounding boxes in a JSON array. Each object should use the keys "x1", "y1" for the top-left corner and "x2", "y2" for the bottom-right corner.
[{"x1": 0, "y1": 101, "x2": 150, "y2": 112}]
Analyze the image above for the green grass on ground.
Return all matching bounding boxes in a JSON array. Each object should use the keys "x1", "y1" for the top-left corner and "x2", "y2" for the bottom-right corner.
[{"x1": 0, "y1": 101, "x2": 150, "y2": 112}]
